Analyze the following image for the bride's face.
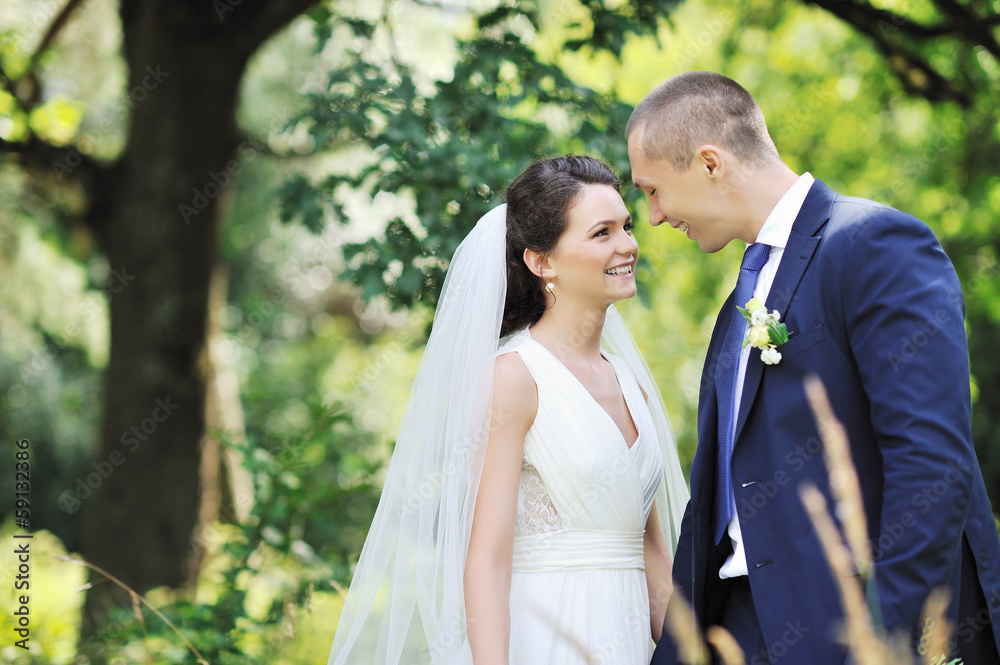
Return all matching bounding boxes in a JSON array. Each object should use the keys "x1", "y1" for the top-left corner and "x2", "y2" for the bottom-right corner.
[{"x1": 545, "y1": 183, "x2": 638, "y2": 308}]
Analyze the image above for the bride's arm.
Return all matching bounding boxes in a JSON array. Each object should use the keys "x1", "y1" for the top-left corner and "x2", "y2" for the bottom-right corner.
[
  {"x1": 465, "y1": 352, "x2": 537, "y2": 665},
  {"x1": 643, "y1": 500, "x2": 674, "y2": 643}
]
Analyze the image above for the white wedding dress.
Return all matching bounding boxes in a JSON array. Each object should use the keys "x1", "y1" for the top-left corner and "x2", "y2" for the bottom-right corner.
[{"x1": 501, "y1": 335, "x2": 662, "y2": 665}]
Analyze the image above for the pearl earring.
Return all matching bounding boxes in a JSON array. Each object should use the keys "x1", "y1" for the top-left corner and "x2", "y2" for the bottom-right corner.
[{"x1": 545, "y1": 281, "x2": 555, "y2": 294}]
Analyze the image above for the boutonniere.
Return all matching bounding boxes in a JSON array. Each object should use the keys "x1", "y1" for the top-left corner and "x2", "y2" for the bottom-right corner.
[{"x1": 738, "y1": 297, "x2": 790, "y2": 365}]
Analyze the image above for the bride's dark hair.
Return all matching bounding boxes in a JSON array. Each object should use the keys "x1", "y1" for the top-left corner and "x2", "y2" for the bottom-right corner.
[{"x1": 501, "y1": 155, "x2": 620, "y2": 337}]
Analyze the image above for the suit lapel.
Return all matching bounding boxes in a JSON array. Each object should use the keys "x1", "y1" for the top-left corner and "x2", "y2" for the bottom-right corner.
[
  {"x1": 694, "y1": 291, "x2": 735, "y2": 505},
  {"x1": 731, "y1": 180, "x2": 836, "y2": 446}
]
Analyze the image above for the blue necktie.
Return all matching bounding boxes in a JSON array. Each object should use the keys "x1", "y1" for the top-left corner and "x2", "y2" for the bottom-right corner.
[{"x1": 714, "y1": 242, "x2": 772, "y2": 544}]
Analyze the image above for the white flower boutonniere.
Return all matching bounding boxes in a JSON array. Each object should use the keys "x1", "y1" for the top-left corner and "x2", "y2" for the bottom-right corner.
[{"x1": 738, "y1": 297, "x2": 790, "y2": 365}]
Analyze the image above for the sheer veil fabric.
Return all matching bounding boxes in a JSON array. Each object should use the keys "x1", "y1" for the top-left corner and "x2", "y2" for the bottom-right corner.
[{"x1": 327, "y1": 204, "x2": 689, "y2": 664}]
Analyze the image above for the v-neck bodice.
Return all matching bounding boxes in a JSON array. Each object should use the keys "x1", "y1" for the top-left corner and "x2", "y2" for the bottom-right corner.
[
  {"x1": 501, "y1": 336, "x2": 663, "y2": 534},
  {"x1": 524, "y1": 337, "x2": 641, "y2": 449}
]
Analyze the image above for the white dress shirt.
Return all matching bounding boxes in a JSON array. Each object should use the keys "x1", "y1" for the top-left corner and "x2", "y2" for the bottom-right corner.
[{"x1": 719, "y1": 172, "x2": 815, "y2": 579}]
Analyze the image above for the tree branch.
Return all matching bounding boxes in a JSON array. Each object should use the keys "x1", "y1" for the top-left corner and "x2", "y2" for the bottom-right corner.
[
  {"x1": 0, "y1": 135, "x2": 100, "y2": 180},
  {"x1": 0, "y1": 134, "x2": 112, "y2": 240},
  {"x1": 30, "y1": 0, "x2": 90, "y2": 69},
  {"x1": 238, "y1": 0, "x2": 324, "y2": 53},
  {"x1": 804, "y1": 0, "x2": 999, "y2": 40},
  {"x1": 933, "y1": 0, "x2": 1000, "y2": 62},
  {"x1": 11, "y1": 0, "x2": 92, "y2": 110},
  {"x1": 802, "y1": 0, "x2": 945, "y2": 39},
  {"x1": 0, "y1": 62, "x2": 29, "y2": 113},
  {"x1": 799, "y1": 0, "x2": 1000, "y2": 64},
  {"x1": 801, "y1": 0, "x2": 989, "y2": 106}
]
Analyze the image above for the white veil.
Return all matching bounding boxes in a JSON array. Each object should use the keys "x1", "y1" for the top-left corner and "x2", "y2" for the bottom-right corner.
[{"x1": 328, "y1": 203, "x2": 689, "y2": 664}]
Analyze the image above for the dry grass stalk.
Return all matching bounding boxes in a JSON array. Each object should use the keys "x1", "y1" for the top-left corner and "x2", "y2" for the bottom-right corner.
[
  {"x1": 705, "y1": 625, "x2": 745, "y2": 665},
  {"x1": 920, "y1": 588, "x2": 953, "y2": 664},
  {"x1": 664, "y1": 591, "x2": 711, "y2": 664},
  {"x1": 803, "y1": 376, "x2": 882, "y2": 661},
  {"x1": 804, "y1": 376, "x2": 872, "y2": 575},
  {"x1": 329, "y1": 578, "x2": 347, "y2": 597},
  {"x1": 54, "y1": 555, "x2": 210, "y2": 665},
  {"x1": 801, "y1": 378, "x2": 962, "y2": 664},
  {"x1": 800, "y1": 484, "x2": 886, "y2": 664}
]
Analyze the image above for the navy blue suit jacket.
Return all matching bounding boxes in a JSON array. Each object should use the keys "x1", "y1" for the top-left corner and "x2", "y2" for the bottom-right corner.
[{"x1": 652, "y1": 181, "x2": 1000, "y2": 664}]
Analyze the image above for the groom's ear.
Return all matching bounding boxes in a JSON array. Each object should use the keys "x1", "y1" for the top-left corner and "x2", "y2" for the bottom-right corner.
[
  {"x1": 523, "y1": 247, "x2": 551, "y2": 280},
  {"x1": 695, "y1": 145, "x2": 724, "y2": 177}
]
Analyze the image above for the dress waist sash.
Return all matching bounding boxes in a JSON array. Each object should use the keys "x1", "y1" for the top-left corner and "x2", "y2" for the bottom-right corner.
[{"x1": 511, "y1": 528, "x2": 644, "y2": 572}]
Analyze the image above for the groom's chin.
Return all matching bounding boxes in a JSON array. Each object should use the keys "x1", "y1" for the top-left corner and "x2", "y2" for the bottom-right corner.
[{"x1": 700, "y1": 237, "x2": 734, "y2": 254}]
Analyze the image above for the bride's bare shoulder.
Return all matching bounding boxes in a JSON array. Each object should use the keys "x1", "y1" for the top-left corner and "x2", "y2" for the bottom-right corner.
[
  {"x1": 492, "y1": 351, "x2": 537, "y2": 423},
  {"x1": 494, "y1": 351, "x2": 535, "y2": 393}
]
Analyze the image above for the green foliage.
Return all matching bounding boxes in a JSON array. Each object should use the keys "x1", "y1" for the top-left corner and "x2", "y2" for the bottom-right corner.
[
  {"x1": 0, "y1": 171, "x2": 106, "y2": 550},
  {"x1": 280, "y1": 0, "x2": 673, "y2": 311},
  {"x1": 277, "y1": 172, "x2": 329, "y2": 234},
  {"x1": 68, "y1": 400, "x2": 381, "y2": 664}
]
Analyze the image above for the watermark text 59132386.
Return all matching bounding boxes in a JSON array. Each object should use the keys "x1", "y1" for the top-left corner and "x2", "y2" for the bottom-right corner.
[
  {"x1": 14, "y1": 439, "x2": 30, "y2": 528},
  {"x1": 13, "y1": 438, "x2": 33, "y2": 651}
]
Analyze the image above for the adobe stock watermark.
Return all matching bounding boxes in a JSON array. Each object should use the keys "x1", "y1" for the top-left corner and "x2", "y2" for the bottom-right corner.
[
  {"x1": 52, "y1": 65, "x2": 171, "y2": 181},
  {"x1": 188, "y1": 496, "x2": 255, "y2": 553},
  {"x1": 426, "y1": 616, "x2": 464, "y2": 661},
  {"x1": 65, "y1": 267, "x2": 135, "y2": 338},
  {"x1": 357, "y1": 342, "x2": 405, "y2": 392},
  {"x1": 736, "y1": 411, "x2": 844, "y2": 522},
  {"x1": 171, "y1": 104, "x2": 300, "y2": 228},
  {"x1": 886, "y1": 290, "x2": 963, "y2": 373},
  {"x1": 668, "y1": 10, "x2": 735, "y2": 72},
  {"x1": 955, "y1": 588, "x2": 1000, "y2": 646},
  {"x1": 869, "y1": 457, "x2": 971, "y2": 562},
  {"x1": 19, "y1": 266, "x2": 134, "y2": 385},
  {"x1": 58, "y1": 397, "x2": 180, "y2": 513},
  {"x1": 739, "y1": 413, "x2": 973, "y2": 540},
  {"x1": 584, "y1": 608, "x2": 648, "y2": 664},
  {"x1": 397, "y1": 434, "x2": 481, "y2": 519},
  {"x1": 179, "y1": 136, "x2": 265, "y2": 224},
  {"x1": 558, "y1": 454, "x2": 633, "y2": 525},
  {"x1": 749, "y1": 619, "x2": 810, "y2": 664},
  {"x1": 213, "y1": 0, "x2": 245, "y2": 22},
  {"x1": 75, "y1": 596, "x2": 140, "y2": 661},
  {"x1": 397, "y1": 404, "x2": 509, "y2": 519}
]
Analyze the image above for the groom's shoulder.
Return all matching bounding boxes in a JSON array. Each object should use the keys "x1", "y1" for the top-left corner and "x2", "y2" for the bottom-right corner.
[
  {"x1": 827, "y1": 191, "x2": 915, "y2": 228},
  {"x1": 819, "y1": 187, "x2": 933, "y2": 249}
]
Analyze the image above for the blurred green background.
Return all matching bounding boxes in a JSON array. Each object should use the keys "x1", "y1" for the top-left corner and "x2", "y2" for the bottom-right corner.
[{"x1": 1, "y1": 0, "x2": 998, "y2": 662}]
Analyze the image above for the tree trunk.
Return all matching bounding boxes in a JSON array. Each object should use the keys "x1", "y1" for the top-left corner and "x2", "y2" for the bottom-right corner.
[{"x1": 77, "y1": 0, "x2": 316, "y2": 641}]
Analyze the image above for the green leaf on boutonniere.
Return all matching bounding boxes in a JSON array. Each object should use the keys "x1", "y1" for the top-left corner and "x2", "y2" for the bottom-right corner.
[{"x1": 768, "y1": 323, "x2": 790, "y2": 346}]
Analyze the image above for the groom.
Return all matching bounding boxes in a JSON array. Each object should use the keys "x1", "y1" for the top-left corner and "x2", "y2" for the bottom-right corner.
[{"x1": 628, "y1": 71, "x2": 1000, "y2": 664}]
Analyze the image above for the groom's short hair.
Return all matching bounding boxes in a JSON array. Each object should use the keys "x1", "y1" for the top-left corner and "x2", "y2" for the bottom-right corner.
[{"x1": 626, "y1": 71, "x2": 780, "y2": 170}]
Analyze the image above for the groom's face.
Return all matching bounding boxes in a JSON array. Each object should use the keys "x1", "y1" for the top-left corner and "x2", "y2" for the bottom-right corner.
[{"x1": 628, "y1": 133, "x2": 734, "y2": 253}]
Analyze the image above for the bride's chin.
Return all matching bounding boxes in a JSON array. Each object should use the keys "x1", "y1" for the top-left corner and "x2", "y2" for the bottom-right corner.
[{"x1": 610, "y1": 289, "x2": 637, "y2": 304}]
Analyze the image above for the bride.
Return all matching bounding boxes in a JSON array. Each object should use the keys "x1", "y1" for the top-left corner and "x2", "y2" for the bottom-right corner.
[{"x1": 328, "y1": 156, "x2": 689, "y2": 665}]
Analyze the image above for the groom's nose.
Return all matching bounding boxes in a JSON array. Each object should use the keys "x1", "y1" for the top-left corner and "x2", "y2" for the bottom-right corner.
[{"x1": 646, "y1": 194, "x2": 666, "y2": 226}]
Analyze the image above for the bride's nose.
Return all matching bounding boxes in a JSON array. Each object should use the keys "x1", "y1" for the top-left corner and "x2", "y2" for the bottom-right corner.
[{"x1": 619, "y1": 234, "x2": 638, "y2": 257}]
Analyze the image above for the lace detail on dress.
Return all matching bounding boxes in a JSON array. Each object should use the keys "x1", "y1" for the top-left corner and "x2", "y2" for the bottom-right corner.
[{"x1": 515, "y1": 461, "x2": 563, "y2": 537}]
